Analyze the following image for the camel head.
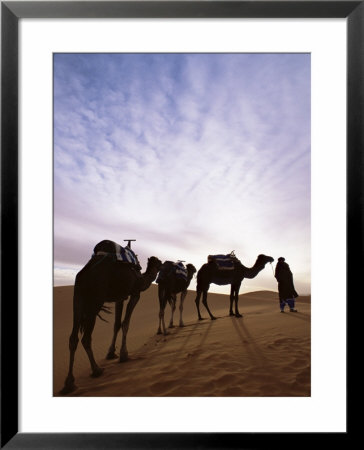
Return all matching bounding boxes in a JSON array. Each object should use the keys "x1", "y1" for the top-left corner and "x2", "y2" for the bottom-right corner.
[
  {"x1": 147, "y1": 256, "x2": 163, "y2": 272},
  {"x1": 186, "y1": 263, "x2": 197, "y2": 278},
  {"x1": 256, "y1": 254, "x2": 274, "y2": 267}
]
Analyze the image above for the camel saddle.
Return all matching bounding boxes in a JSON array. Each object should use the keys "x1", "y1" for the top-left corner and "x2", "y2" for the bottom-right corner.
[
  {"x1": 92, "y1": 240, "x2": 141, "y2": 270},
  {"x1": 173, "y1": 262, "x2": 188, "y2": 280},
  {"x1": 208, "y1": 252, "x2": 239, "y2": 270}
]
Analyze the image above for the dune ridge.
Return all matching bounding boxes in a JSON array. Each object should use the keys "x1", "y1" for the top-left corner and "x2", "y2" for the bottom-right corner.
[{"x1": 54, "y1": 285, "x2": 310, "y2": 397}]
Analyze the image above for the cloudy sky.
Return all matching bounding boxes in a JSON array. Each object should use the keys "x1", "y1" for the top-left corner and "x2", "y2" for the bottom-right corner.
[{"x1": 54, "y1": 53, "x2": 310, "y2": 294}]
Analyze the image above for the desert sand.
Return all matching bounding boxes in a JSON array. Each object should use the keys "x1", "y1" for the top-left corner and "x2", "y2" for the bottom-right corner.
[{"x1": 54, "y1": 285, "x2": 310, "y2": 397}]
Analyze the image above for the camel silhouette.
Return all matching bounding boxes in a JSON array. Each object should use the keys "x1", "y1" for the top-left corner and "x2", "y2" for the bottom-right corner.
[
  {"x1": 156, "y1": 261, "x2": 197, "y2": 335},
  {"x1": 195, "y1": 253, "x2": 274, "y2": 320},
  {"x1": 60, "y1": 240, "x2": 162, "y2": 395}
]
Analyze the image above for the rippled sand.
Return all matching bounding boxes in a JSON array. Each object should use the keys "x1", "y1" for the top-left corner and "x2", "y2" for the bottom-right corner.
[{"x1": 54, "y1": 286, "x2": 310, "y2": 397}]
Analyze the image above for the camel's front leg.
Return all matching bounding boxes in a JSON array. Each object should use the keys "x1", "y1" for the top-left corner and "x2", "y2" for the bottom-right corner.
[
  {"x1": 106, "y1": 300, "x2": 123, "y2": 359},
  {"x1": 168, "y1": 294, "x2": 177, "y2": 328},
  {"x1": 119, "y1": 293, "x2": 140, "y2": 362},
  {"x1": 233, "y1": 283, "x2": 243, "y2": 318},
  {"x1": 179, "y1": 290, "x2": 187, "y2": 327},
  {"x1": 81, "y1": 313, "x2": 104, "y2": 377}
]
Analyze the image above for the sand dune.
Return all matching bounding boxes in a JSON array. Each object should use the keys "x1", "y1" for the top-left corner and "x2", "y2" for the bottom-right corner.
[{"x1": 54, "y1": 285, "x2": 310, "y2": 397}]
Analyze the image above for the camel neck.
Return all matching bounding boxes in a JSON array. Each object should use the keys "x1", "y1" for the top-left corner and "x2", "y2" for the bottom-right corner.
[
  {"x1": 143, "y1": 265, "x2": 158, "y2": 279},
  {"x1": 139, "y1": 264, "x2": 159, "y2": 288},
  {"x1": 243, "y1": 261, "x2": 265, "y2": 279}
]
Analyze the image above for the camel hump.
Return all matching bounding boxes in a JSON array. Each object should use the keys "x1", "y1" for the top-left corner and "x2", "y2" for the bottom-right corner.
[
  {"x1": 93, "y1": 240, "x2": 117, "y2": 254},
  {"x1": 93, "y1": 240, "x2": 141, "y2": 268},
  {"x1": 156, "y1": 260, "x2": 188, "y2": 283},
  {"x1": 156, "y1": 261, "x2": 174, "y2": 284},
  {"x1": 207, "y1": 253, "x2": 239, "y2": 270}
]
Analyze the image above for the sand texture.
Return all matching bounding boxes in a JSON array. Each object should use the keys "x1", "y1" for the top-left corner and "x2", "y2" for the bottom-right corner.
[{"x1": 54, "y1": 285, "x2": 310, "y2": 397}]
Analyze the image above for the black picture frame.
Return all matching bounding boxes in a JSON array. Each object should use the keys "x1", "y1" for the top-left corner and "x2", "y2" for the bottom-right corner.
[{"x1": 1, "y1": 1, "x2": 359, "y2": 448}]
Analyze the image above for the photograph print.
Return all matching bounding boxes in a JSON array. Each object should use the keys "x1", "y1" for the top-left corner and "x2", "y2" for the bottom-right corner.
[{"x1": 53, "y1": 53, "x2": 311, "y2": 397}]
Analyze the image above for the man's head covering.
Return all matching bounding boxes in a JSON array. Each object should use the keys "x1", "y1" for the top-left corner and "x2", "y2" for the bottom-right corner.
[{"x1": 278, "y1": 257, "x2": 285, "y2": 262}]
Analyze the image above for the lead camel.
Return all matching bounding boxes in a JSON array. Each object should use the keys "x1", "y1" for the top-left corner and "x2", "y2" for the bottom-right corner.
[{"x1": 195, "y1": 253, "x2": 274, "y2": 320}]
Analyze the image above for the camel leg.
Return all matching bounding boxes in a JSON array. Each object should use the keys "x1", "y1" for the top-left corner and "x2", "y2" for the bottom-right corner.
[
  {"x1": 169, "y1": 294, "x2": 177, "y2": 328},
  {"x1": 81, "y1": 314, "x2": 104, "y2": 377},
  {"x1": 106, "y1": 301, "x2": 123, "y2": 359},
  {"x1": 179, "y1": 290, "x2": 187, "y2": 327},
  {"x1": 233, "y1": 283, "x2": 243, "y2": 318},
  {"x1": 229, "y1": 285, "x2": 235, "y2": 316},
  {"x1": 202, "y1": 290, "x2": 216, "y2": 320},
  {"x1": 119, "y1": 293, "x2": 140, "y2": 362},
  {"x1": 195, "y1": 290, "x2": 203, "y2": 320},
  {"x1": 60, "y1": 314, "x2": 81, "y2": 395}
]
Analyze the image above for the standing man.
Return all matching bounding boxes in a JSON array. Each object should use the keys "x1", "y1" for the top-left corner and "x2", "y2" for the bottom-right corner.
[{"x1": 274, "y1": 257, "x2": 298, "y2": 313}]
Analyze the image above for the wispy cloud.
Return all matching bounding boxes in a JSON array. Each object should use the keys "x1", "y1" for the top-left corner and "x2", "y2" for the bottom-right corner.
[{"x1": 54, "y1": 53, "x2": 310, "y2": 294}]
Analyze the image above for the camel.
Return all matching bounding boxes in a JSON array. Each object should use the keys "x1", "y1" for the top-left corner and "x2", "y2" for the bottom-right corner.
[
  {"x1": 195, "y1": 253, "x2": 274, "y2": 320},
  {"x1": 156, "y1": 261, "x2": 197, "y2": 335},
  {"x1": 60, "y1": 240, "x2": 162, "y2": 395}
]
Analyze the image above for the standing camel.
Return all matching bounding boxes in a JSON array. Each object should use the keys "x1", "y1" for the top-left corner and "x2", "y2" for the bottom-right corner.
[
  {"x1": 61, "y1": 240, "x2": 162, "y2": 395},
  {"x1": 156, "y1": 261, "x2": 197, "y2": 335},
  {"x1": 195, "y1": 253, "x2": 274, "y2": 320}
]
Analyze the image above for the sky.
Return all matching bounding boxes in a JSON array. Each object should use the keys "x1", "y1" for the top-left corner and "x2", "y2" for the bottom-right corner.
[{"x1": 54, "y1": 53, "x2": 310, "y2": 295}]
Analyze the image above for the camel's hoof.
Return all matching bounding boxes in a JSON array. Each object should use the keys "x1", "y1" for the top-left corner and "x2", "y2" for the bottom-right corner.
[
  {"x1": 179, "y1": 323, "x2": 185, "y2": 328},
  {"x1": 119, "y1": 352, "x2": 128, "y2": 363},
  {"x1": 210, "y1": 317, "x2": 217, "y2": 320},
  {"x1": 235, "y1": 313, "x2": 243, "y2": 318},
  {"x1": 157, "y1": 330, "x2": 162, "y2": 335},
  {"x1": 106, "y1": 351, "x2": 118, "y2": 360},
  {"x1": 229, "y1": 312, "x2": 234, "y2": 316},
  {"x1": 198, "y1": 317, "x2": 204, "y2": 321},
  {"x1": 168, "y1": 324, "x2": 175, "y2": 328},
  {"x1": 59, "y1": 382, "x2": 76, "y2": 396},
  {"x1": 91, "y1": 367, "x2": 104, "y2": 378}
]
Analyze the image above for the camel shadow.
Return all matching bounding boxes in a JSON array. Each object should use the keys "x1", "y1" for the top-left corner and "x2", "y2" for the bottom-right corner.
[
  {"x1": 176, "y1": 319, "x2": 214, "y2": 353},
  {"x1": 114, "y1": 355, "x2": 148, "y2": 363},
  {"x1": 231, "y1": 318, "x2": 268, "y2": 366}
]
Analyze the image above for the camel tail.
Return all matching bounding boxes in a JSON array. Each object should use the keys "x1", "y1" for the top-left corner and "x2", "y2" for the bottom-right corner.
[
  {"x1": 97, "y1": 305, "x2": 112, "y2": 323},
  {"x1": 79, "y1": 318, "x2": 86, "y2": 334},
  {"x1": 73, "y1": 284, "x2": 88, "y2": 335}
]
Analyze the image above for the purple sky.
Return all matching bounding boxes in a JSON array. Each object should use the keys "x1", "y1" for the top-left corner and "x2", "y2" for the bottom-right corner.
[{"x1": 54, "y1": 53, "x2": 310, "y2": 294}]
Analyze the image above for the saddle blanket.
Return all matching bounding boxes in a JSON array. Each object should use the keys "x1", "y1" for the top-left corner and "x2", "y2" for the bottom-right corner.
[
  {"x1": 174, "y1": 262, "x2": 188, "y2": 280},
  {"x1": 208, "y1": 254, "x2": 236, "y2": 270},
  {"x1": 93, "y1": 240, "x2": 140, "y2": 267}
]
